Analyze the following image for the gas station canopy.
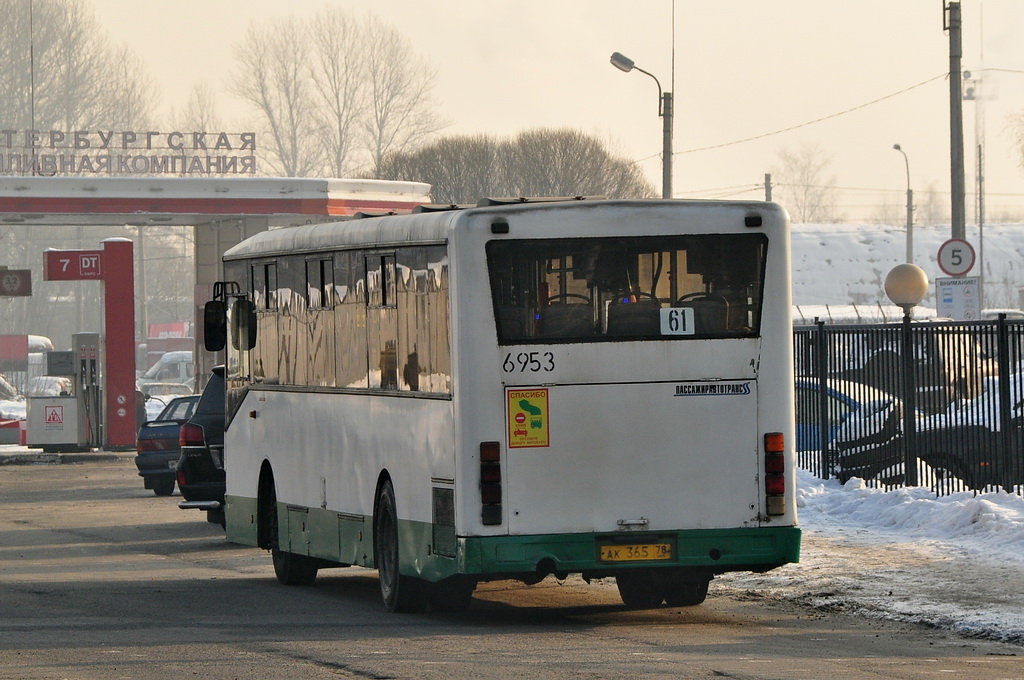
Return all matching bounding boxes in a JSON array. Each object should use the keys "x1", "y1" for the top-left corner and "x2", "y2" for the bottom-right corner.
[
  {"x1": 1, "y1": 175, "x2": 433, "y2": 447},
  {"x1": 0, "y1": 176, "x2": 432, "y2": 227}
]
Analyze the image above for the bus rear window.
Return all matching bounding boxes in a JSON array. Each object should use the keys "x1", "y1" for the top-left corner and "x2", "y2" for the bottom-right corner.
[{"x1": 486, "y1": 234, "x2": 767, "y2": 344}]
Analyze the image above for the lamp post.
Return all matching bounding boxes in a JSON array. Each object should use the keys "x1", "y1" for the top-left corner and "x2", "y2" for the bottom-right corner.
[
  {"x1": 892, "y1": 144, "x2": 914, "y2": 264},
  {"x1": 610, "y1": 52, "x2": 673, "y2": 199},
  {"x1": 884, "y1": 263, "x2": 929, "y2": 487}
]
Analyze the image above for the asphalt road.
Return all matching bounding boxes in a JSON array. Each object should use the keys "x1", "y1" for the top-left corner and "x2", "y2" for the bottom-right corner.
[{"x1": 1, "y1": 456, "x2": 1021, "y2": 679}]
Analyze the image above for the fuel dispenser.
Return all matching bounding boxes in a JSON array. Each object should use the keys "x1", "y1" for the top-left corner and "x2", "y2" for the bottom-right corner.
[
  {"x1": 75, "y1": 333, "x2": 103, "y2": 447},
  {"x1": 25, "y1": 333, "x2": 103, "y2": 451}
]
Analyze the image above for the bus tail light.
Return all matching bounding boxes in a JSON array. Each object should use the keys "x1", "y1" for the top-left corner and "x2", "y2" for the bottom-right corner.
[
  {"x1": 764, "y1": 432, "x2": 786, "y2": 516},
  {"x1": 480, "y1": 441, "x2": 502, "y2": 525}
]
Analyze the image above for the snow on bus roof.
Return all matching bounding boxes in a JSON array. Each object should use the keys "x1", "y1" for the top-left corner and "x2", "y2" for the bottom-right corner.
[{"x1": 223, "y1": 198, "x2": 787, "y2": 260}]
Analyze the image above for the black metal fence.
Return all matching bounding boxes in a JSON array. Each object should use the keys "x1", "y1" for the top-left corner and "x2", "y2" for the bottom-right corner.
[{"x1": 794, "y1": 315, "x2": 1024, "y2": 496}]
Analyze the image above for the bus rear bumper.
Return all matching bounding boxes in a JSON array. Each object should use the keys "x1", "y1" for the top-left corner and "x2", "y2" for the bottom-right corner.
[{"x1": 459, "y1": 526, "x2": 801, "y2": 578}]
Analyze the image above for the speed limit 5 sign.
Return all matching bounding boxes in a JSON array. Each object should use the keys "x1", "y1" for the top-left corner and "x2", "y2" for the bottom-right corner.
[{"x1": 937, "y1": 238, "x2": 975, "y2": 277}]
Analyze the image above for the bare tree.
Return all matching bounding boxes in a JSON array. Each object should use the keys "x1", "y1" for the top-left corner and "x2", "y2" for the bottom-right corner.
[
  {"x1": 229, "y1": 11, "x2": 441, "y2": 178},
  {"x1": 772, "y1": 142, "x2": 841, "y2": 223},
  {"x1": 362, "y1": 15, "x2": 445, "y2": 178},
  {"x1": 379, "y1": 134, "x2": 502, "y2": 204},
  {"x1": 229, "y1": 18, "x2": 323, "y2": 177},
  {"x1": 916, "y1": 182, "x2": 949, "y2": 226},
  {"x1": 378, "y1": 128, "x2": 655, "y2": 204},
  {"x1": 44, "y1": 0, "x2": 110, "y2": 129},
  {"x1": 869, "y1": 193, "x2": 903, "y2": 226},
  {"x1": 170, "y1": 82, "x2": 224, "y2": 132},
  {"x1": 504, "y1": 129, "x2": 654, "y2": 199},
  {"x1": 101, "y1": 44, "x2": 156, "y2": 130},
  {"x1": 308, "y1": 8, "x2": 366, "y2": 177},
  {"x1": 0, "y1": 0, "x2": 153, "y2": 133},
  {"x1": 1009, "y1": 109, "x2": 1024, "y2": 177}
]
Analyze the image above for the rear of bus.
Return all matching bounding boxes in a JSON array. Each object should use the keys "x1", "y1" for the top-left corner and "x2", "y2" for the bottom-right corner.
[{"x1": 450, "y1": 199, "x2": 800, "y2": 606}]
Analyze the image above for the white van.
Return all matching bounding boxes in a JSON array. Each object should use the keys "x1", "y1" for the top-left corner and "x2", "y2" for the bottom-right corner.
[{"x1": 137, "y1": 351, "x2": 194, "y2": 391}]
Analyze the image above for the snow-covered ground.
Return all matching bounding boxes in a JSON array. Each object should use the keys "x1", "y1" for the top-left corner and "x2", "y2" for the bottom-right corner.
[
  {"x1": 791, "y1": 222, "x2": 1024, "y2": 311},
  {"x1": 718, "y1": 468, "x2": 1024, "y2": 646}
]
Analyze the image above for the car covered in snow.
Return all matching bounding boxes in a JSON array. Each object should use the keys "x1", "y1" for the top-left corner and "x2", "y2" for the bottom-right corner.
[{"x1": 916, "y1": 374, "x2": 1024, "y2": 490}]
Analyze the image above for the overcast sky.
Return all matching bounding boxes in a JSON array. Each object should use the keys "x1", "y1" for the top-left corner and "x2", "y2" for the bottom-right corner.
[{"x1": 93, "y1": 1, "x2": 1024, "y2": 220}]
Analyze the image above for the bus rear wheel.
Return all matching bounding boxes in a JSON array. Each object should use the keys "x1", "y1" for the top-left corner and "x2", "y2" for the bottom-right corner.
[
  {"x1": 375, "y1": 479, "x2": 428, "y2": 612},
  {"x1": 616, "y1": 571, "x2": 660, "y2": 608},
  {"x1": 263, "y1": 477, "x2": 318, "y2": 586},
  {"x1": 659, "y1": 574, "x2": 710, "y2": 607}
]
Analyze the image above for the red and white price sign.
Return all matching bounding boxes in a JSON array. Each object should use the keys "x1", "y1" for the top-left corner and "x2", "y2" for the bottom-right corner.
[{"x1": 937, "y1": 239, "x2": 975, "y2": 277}]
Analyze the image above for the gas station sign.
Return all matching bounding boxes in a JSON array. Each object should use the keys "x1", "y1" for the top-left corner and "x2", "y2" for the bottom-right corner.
[
  {"x1": 42, "y1": 241, "x2": 136, "y2": 449},
  {"x1": 0, "y1": 268, "x2": 31, "y2": 296},
  {"x1": 43, "y1": 250, "x2": 104, "y2": 280}
]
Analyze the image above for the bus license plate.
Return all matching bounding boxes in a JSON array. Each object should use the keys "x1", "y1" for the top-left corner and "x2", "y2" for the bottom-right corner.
[{"x1": 599, "y1": 543, "x2": 672, "y2": 562}]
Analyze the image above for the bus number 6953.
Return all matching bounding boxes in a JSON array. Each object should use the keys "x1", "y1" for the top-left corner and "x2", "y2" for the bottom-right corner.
[{"x1": 503, "y1": 351, "x2": 555, "y2": 373}]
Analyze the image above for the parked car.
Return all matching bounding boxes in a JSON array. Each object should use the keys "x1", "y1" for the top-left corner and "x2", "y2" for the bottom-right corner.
[
  {"x1": 795, "y1": 378, "x2": 900, "y2": 452},
  {"x1": 795, "y1": 377, "x2": 918, "y2": 484},
  {"x1": 134, "y1": 395, "x2": 201, "y2": 496},
  {"x1": 137, "y1": 350, "x2": 194, "y2": 391},
  {"x1": 834, "y1": 328, "x2": 996, "y2": 415},
  {"x1": 140, "y1": 382, "x2": 194, "y2": 418},
  {"x1": 177, "y1": 367, "x2": 226, "y2": 525},
  {"x1": 829, "y1": 395, "x2": 909, "y2": 485},
  {"x1": 915, "y1": 374, "x2": 1024, "y2": 490}
]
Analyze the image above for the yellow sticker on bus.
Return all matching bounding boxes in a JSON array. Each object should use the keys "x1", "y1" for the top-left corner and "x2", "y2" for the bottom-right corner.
[{"x1": 507, "y1": 388, "x2": 550, "y2": 448}]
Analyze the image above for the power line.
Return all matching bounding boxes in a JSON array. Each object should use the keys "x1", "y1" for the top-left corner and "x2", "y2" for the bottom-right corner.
[{"x1": 674, "y1": 73, "x2": 948, "y2": 156}]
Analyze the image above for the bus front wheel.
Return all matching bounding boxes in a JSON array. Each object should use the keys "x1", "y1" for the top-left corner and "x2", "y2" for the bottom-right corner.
[
  {"x1": 428, "y1": 576, "x2": 475, "y2": 613},
  {"x1": 375, "y1": 479, "x2": 428, "y2": 612}
]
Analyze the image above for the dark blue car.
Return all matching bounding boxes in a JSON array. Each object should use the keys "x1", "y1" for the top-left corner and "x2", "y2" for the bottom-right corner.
[
  {"x1": 134, "y1": 394, "x2": 201, "y2": 496},
  {"x1": 795, "y1": 378, "x2": 899, "y2": 453}
]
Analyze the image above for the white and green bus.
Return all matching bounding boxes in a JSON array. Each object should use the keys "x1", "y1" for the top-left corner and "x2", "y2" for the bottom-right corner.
[{"x1": 209, "y1": 198, "x2": 801, "y2": 612}]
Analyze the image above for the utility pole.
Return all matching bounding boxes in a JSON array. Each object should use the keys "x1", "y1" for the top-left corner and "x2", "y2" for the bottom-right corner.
[
  {"x1": 945, "y1": 1, "x2": 967, "y2": 240},
  {"x1": 662, "y1": 91, "x2": 673, "y2": 200}
]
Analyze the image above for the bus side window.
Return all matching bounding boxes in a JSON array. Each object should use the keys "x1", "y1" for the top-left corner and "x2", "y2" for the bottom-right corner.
[{"x1": 231, "y1": 298, "x2": 257, "y2": 351}]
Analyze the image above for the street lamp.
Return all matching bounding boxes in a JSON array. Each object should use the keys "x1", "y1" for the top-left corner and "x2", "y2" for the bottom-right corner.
[
  {"x1": 610, "y1": 52, "x2": 673, "y2": 199},
  {"x1": 884, "y1": 263, "x2": 929, "y2": 487},
  {"x1": 892, "y1": 144, "x2": 914, "y2": 264}
]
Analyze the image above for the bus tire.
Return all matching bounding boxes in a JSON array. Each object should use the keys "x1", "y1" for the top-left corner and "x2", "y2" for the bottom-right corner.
[
  {"x1": 272, "y1": 545, "x2": 318, "y2": 586},
  {"x1": 263, "y1": 475, "x2": 317, "y2": 586},
  {"x1": 375, "y1": 479, "x2": 427, "y2": 612},
  {"x1": 616, "y1": 571, "x2": 660, "y2": 608},
  {"x1": 428, "y1": 576, "x2": 475, "y2": 613},
  {"x1": 660, "y1": 574, "x2": 710, "y2": 607}
]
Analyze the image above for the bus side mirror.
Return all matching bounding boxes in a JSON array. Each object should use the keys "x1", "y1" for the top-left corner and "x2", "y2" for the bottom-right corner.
[
  {"x1": 231, "y1": 298, "x2": 257, "y2": 351},
  {"x1": 204, "y1": 300, "x2": 227, "y2": 352}
]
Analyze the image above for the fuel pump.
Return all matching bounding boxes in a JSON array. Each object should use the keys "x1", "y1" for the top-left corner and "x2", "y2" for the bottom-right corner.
[
  {"x1": 25, "y1": 334, "x2": 102, "y2": 452},
  {"x1": 73, "y1": 332, "x2": 103, "y2": 448}
]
